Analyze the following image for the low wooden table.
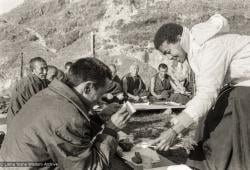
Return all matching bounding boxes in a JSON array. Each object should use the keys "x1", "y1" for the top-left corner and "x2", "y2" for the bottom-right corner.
[{"x1": 132, "y1": 102, "x2": 186, "y2": 111}]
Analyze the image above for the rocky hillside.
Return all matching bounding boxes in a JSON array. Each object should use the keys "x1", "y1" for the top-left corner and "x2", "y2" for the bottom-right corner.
[{"x1": 0, "y1": 0, "x2": 250, "y2": 95}]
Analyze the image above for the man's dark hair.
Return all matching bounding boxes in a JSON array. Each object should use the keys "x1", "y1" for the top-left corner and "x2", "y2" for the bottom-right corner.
[
  {"x1": 154, "y1": 23, "x2": 183, "y2": 50},
  {"x1": 64, "y1": 61, "x2": 73, "y2": 69},
  {"x1": 29, "y1": 57, "x2": 47, "y2": 71},
  {"x1": 67, "y1": 58, "x2": 112, "y2": 88},
  {"x1": 158, "y1": 63, "x2": 168, "y2": 70},
  {"x1": 47, "y1": 65, "x2": 58, "y2": 75}
]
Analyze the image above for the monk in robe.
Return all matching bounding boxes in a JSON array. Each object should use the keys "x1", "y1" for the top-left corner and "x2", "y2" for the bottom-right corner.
[
  {"x1": 122, "y1": 63, "x2": 148, "y2": 102},
  {"x1": 150, "y1": 63, "x2": 190, "y2": 104},
  {"x1": 7, "y1": 57, "x2": 48, "y2": 127}
]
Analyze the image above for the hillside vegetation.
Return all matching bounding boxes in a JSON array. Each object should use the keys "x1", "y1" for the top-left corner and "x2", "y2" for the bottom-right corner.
[{"x1": 0, "y1": 0, "x2": 250, "y2": 95}]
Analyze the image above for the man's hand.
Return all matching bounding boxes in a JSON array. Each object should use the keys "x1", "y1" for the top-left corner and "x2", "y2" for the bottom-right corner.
[
  {"x1": 106, "y1": 93, "x2": 114, "y2": 100},
  {"x1": 111, "y1": 105, "x2": 131, "y2": 129},
  {"x1": 183, "y1": 91, "x2": 192, "y2": 96},
  {"x1": 148, "y1": 128, "x2": 177, "y2": 151},
  {"x1": 116, "y1": 93, "x2": 124, "y2": 100},
  {"x1": 156, "y1": 95, "x2": 163, "y2": 100},
  {"x1": 133, "y1": 96, "x2": 140, "y2": 101}
]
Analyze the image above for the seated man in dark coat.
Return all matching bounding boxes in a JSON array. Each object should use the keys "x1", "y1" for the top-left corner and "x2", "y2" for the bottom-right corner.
[
  {"x1": 101, "y1": 64, "x2": 124, "y2": 104},
  {"x1": 122, "y1": 63, "x2": 148, "y2": 102},
  {"x1": 109, "y1": 64, "x2": 121, "y2": 85},
  {"x1": 0, "y1": 58, "x2": 131, "y2": 169},
  {"x1": 7, "y1": 57, "x2": 48, "y2": 127},
  {"x1": 150, "y1": 63, "x2": 190, "y2": 104}
]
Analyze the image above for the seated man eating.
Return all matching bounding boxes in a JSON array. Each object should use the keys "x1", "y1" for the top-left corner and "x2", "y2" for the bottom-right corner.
[
  {"x1": 0, "y1": 57, "x2": 131, "y2": 169},
  {"x1": 122, "y1": 63, "x2": 148, "y2": 102},
  {"x1": 101, "y1": 64, "x2": 124, "y2": 104},
  {"x1": 150, "y1": 63, "x2": 190, "y2": 104}
]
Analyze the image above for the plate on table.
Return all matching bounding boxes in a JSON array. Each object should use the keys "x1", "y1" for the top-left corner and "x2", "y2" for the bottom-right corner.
[
  {"x1": 120, "y1": 145, "x2": 175, "y2": 170},
  {"x1": 121, "y1": 146, "x2": 160, "y2": 169}
]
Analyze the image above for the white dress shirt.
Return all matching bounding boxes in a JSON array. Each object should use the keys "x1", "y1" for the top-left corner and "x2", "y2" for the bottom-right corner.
[{"x1": 183, "y1": 14, "x2": 250, "y2": 122}]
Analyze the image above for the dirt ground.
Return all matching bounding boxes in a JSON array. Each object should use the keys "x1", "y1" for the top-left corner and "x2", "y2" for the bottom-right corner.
[{"x1": 122, "y1": 109, "x2": 196, "y2": 164}]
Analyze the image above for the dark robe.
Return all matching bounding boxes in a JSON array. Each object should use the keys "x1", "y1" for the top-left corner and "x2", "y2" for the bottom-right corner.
[
  {"x1": 106, "y1": 81, "x2": 122, "y2": 95},
  {"x1": 150, "y1": 73, "x2": 189, "y2": 104},
  {"x1": 153, "y1": 73, "x2": 173, "y2": 95},
  {"x1": 1, "y1": 80, "x2": 119, "y2": 169},
  {"x1": 100, "y1": 78, "x2": 123, "y2": 104},
  {"x1": 107, "y1": 75, "x2": 122, "y2": 95},
  {"x1": 7, "y1": 74, "x2": 48, "y2": 127},
  {"x1": 122, "y1": 73, "x2": 146, "y2": 96},
  {"x1": 187, "y1": 86, "x2": 250, "y2": 170}
]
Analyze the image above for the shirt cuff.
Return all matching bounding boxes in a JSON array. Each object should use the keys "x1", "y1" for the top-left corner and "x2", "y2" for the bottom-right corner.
[{"x1": 172, "y1": 112, "x2": 194, "y2": 134}]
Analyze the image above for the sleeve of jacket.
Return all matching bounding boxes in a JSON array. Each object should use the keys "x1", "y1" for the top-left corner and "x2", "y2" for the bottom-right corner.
[
  {"x1": 122, "y1": 76, "x2": 129, "y2": 94},
  {"x1": 183, "y1": 39, "x2": 232, "y2": 122},
  {"x1": 8, "y1": 77, "x2": 37, "y2": 116},
  {"x1": 49, "y1": 113, "x2": 118, "y2": 170}
]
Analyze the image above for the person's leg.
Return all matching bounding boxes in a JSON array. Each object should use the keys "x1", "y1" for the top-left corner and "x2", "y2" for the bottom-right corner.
[
  {"x1": 188, "y1": 86, "x2": 250, "y2": 170},
  {"x1": 187, "y1": 87, "x2": 234, "y2": 170},
  {"x1": 228, "y1": 87, "x2": 250, "y2": 170},
  {"x1": 169, "y1": 93, "x2": 190, "y2": 104}
]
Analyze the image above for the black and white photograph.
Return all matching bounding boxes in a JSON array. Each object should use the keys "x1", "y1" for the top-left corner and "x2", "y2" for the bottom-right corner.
[{"x1": 0, "y1": 0, "x2": 250, "y2": 169}]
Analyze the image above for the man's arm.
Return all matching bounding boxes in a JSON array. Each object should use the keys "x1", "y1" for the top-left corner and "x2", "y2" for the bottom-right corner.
[
  {"x1": 150, "y1": 38, "x2": 233, "y2": 151},
  {"x1": 169, "y1": 76, "x2": 185, "y2": 94},
  {"x1": 48, "y1": 105, "x2": 130, "y2": 170},
  {"x1": 49, "y1": 118, "x2": 118, "y2": 170},
  {"x1": 173, "y1": 38, "x2": 233, "y2": 133},
  {"x1": 150, "y1": 76, "x2": 162, "y2": 99},
  {"x1": 127, "y1": 93, "x2": 140, "y2": 101}
]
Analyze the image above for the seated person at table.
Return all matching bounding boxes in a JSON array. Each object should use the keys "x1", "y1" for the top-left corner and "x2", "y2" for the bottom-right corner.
[
  {"x1": 0, "y1": 58, "x2": 131, "y2": 169},
  {"x1": 7, "y1": 57, "x2": 48, "y2": 127},
  {"x1": 101, "y1": 64, "x2": 124, "y2": 103},
  {"x1": 122, "y1": 63, "x2": 148, "y2": 101},
  {"x1": 150, "y1": 63, "x2": 190, "y2": 104},
  {"x1": 109, "y1": 64, "x2": 121, "y2": 85}
]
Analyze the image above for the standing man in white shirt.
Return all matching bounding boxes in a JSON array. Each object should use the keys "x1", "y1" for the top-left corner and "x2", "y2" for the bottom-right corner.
[{"x1": 150, "y1": 14, "x2": 250, "y2": 170}]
